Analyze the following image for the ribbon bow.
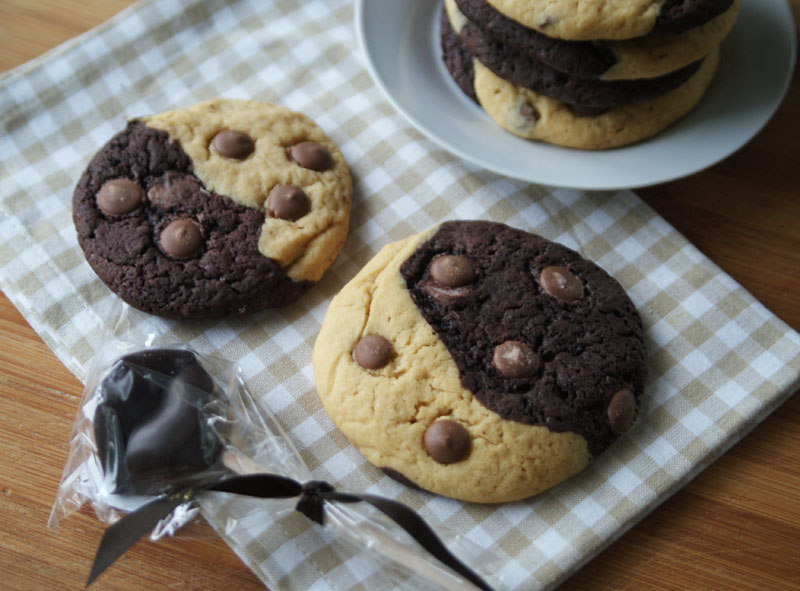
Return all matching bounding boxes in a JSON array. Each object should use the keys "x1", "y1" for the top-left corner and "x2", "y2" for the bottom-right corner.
[{"x1": 87, "y1": 473, "x2": 495, "y2": 591}]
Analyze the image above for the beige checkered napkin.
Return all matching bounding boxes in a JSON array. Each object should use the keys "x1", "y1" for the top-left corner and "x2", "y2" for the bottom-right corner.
[{"x1": 1, "y1": 0, "x2": 798, "y2": 589}]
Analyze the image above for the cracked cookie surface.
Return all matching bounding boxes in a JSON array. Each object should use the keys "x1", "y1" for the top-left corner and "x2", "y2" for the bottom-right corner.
[
  {"x1": 312, "y1": 221, "x2": 646, "y2": 503},
  {"x1": 73, "y1": 99, "x2": 351, "y2": 318}
]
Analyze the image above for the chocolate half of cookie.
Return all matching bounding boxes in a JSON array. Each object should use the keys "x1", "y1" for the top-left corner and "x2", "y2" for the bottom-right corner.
[
  {"x1": 73, "y1": 99, "x2": 352, "y2": 318},
  {"x1": 454, "y1": 0, "x2": 617, "y2": 79},
  {"x1": 400, "y1": 221, "x2": 647, "y2": 457},
  {"x1": 72, "y1": 121, "x2": 311, "y2": 318},
  {"x1": 459, "y1": 17, "x2": 703, "y2": 116},
  {"x1": 454, "y1": 0, "x2": 734, "y2": 79}
]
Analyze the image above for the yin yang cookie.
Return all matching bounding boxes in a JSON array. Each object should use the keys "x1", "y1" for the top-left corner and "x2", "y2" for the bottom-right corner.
[
  {"x1": 483, "y1": 0, "x2": 734, "y2": 41},
  {"x1": 441, "y1": 0, "x2": 721, "y2": 149},
  {"x1": 313, "y1": 221, "x2": 647, "y2": 503},
  {"x1": 72, "y1": 99, "x2": 352, "y2": 318},
  {"x1": 454, "y1": 0, "x2": 739, "y2": 81}
]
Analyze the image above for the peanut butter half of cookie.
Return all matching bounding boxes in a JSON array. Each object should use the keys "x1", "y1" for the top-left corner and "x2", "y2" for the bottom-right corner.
[
  {"x1": 73, "y1": 99, "x2": 351, "y2": 318},
  {"x1": 313, "y1": 221, "x2": 647, "y2": 503}
]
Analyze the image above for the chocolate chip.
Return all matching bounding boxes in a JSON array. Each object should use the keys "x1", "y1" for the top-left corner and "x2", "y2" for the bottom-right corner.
[
  {"x1": 288, "y1": 141, "x2": 333, "y2": 171},
  {"x1": 354, "y1": 334, "x2": 393, "y2": 370},
  {"x1": 492, "y1": 340, "x2": 539, "y2": 378},
  {"x1": 267, "y1": 185, "x2": 311, "y2": 221},
  {"x1": 211, "y1": 129, "x2": 255, "y2": 159},
  {"x1": 539, "y1": 266, "x2": 582, "y2": 301},
  {"x1": 607, "y1": 388, "x2": 636, "y2": 434},
  {"x1": 147, "y1": 184, "x2": 169, "y2": 206},
  {"x1": 424, "y1": 419, "x2": 470, "y2": 464},
  {"x1": 429, "y1": 255, "x2": 475, "y2": 288},
  {"x1": 96, "y1": 178, "x2": 143, "y2": 216},
  {"x1": 160, "y1": 218, "x2": 203, "y2": 258}
]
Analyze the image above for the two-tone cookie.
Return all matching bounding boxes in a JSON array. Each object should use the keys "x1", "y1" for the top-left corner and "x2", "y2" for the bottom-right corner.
[
  {"x1": 73, "y1": 99, "x2": 352, "y2": 318},
  {"x1": 454, "y1": 0, "x2": 739, "y2": 80},
  {"x1": 313, "y1": 221, "x2": 647, "y2": 503},
  {"x1": 459, "y1": 15, "x2": 704, "y2": 116},
  {"x1": 482, "y1": 0, "x2": 734, "y2": 41},
  {"x1": 441, "y1": 5, "x2": 720, "y2": 149}
]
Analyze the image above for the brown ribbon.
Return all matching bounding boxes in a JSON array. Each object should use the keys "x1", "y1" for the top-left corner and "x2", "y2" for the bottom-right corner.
[{"x1": 87, "y1": 473, "x2": 495, "y2": 591}]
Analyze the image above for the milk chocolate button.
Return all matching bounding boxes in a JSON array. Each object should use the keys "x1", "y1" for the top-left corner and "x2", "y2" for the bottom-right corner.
[
  {"x1": 492, "y1": 340, "x2": 539, "y2": 378},
  {"x1": 354, "y1": 334, "x2": 393, "y2": 370},
  {"x1": 96, "y1": 178, "x2": 143, "y2": 216},
  {"x1": 267, "y1": 185, "x2": 311, "y2": 221},
  {"x1": 289, "y1": 141, "x2": 333, "y2": 171},
  {"x1": 424, "y1": 419, "x2": 470, "y2": 464},
  {"x1": 607, "y1": 388, "x2": 636, "y2": 434},
  {"x1": 539, "y1": 266, "x2": 582, "y2": 301},
  {"x1": 429, "y1": 255, "x2": 475, "y2": 288},
  {"x1": 211, "y1": 129, "x2": 255, "y2": 159},
  {"x1": 160, "y1": 219, "x2": 203, "y2": 258}
]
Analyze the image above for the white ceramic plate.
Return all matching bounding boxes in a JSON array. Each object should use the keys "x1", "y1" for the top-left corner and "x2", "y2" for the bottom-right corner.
[{"x1": 355, "y1": 0, "x2": 797, "y2": 190}]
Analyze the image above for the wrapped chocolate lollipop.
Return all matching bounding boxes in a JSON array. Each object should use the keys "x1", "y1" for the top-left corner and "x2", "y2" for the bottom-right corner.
[
  {"x1": 93, "y1": 348, "x2": 224, "y2": 496},
  {"x1": 50, "y1": 307, "x2": 501, "y2": 591}
]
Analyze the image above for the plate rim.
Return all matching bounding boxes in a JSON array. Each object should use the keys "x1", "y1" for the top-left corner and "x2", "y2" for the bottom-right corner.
[{"x1": 355, "y1": 0, "x2": 798, "y2": 190}]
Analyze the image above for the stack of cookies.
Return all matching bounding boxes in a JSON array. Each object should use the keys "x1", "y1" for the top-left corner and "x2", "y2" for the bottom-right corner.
[{"x1": 441, "y1": 0, "x2": 740, "y2": 149}]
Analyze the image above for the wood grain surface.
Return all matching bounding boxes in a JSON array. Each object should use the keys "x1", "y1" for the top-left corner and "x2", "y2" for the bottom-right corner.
[{"x1": 1, "y1": 1, "x2": 798, "y2": 590}]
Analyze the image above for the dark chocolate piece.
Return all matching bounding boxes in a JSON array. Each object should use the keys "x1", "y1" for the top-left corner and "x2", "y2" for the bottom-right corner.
[
  {"x1": 212, "y1": 129, "x2": 255, "y2": 159},
  {"x1": 354, "y1": 334, "x2": 393, "y2": 370},
  {"x1": 424, "y1": 419, "x2": 471, "y2": 464},
  {"x1": 400, "y1": 221, "x2": 646, "y2": 456},
  {"x1": 267, "y1": 185, "x2": 311, "y2": 221},
  {"x1": 289, "y1": 141, "x2": 333, "y2": 171},
  {"x1": 96, "y1": 179, "x2": 143, "y2": 216},
  {"x1": 93, "y1": 348, "x2": 223, "y2": 495},
  {"x1": 159, "y1": 218, "x2": 203, "y2": 258}
]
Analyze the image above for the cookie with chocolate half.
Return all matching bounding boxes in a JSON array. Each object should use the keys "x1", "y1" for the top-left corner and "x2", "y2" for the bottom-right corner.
[
  {"x1": 481, "y1": 0, "x2": 734, "y2": 41},
  {"x1": 453, "y1": 0, "x2": 738, "y2": 81},
  {"x1": 73, "y1": 99, "x2": 352, "y2": 318},
  {"x1": 440, "y1": 4, "x2": 720, "y2": 149},
  {"x1": 312, "y1": 221, "x2": 647, "y2": 503}
]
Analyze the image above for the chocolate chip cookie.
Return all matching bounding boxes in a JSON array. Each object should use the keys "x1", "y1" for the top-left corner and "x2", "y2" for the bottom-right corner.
[
  {"x1": 312, "y1": 221, "x2": 647, "y2": 503},
  {"x1": 73, "y1": 99, "x2": 352, "y2": 318}
]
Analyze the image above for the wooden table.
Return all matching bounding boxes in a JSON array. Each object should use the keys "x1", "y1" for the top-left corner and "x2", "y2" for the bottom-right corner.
[{"x1": 1, "y1": 1, "x2": 798, "y2": 589}]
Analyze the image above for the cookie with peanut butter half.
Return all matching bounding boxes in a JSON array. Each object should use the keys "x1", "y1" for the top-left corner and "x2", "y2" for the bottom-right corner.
[
  {"x1": 72, "y1": 99, "x2": 351, "y2": 318},
  {"x1": 453, "y1": 0, "x2": 739, "y2": 80},
  {"x1": 440, "y1": 4, "x2": 720, "y2": 149},
  {"x1": 483, "y1": 0, "x2": 734, "y2": 41},
  {"x1": 313, "y1": 221, "x2": 646, "y2": 503}
]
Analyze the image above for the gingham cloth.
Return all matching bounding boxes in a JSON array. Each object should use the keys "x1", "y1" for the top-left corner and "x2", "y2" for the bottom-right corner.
[{"x1": 1, "y1": 0, "x2": 799, "y2": 589}]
